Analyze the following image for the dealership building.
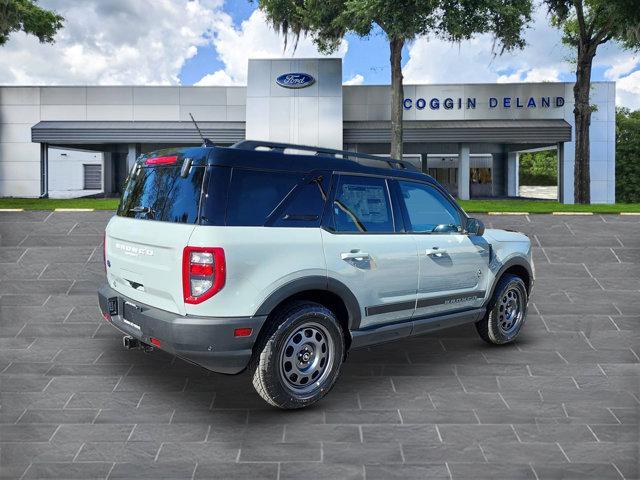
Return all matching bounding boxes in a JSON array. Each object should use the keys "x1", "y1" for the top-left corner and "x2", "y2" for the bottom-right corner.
[{"x1": 0, "y1": 58, "x2": 616, "y2": 203}]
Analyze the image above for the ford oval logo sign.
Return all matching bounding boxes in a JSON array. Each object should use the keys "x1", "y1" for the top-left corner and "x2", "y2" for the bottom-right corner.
[{"x1": 276, "y1": 73, "x2": 315, "y2": 89}]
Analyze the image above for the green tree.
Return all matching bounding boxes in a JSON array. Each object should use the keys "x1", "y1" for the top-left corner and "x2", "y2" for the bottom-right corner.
[
  {"x1": 616, "y1": 107, "x2": 640, "y2": 203},
  {"x1": 257, "y1": 0, "x2": 532, "y2": 160},
  {"x1": 544, "y1": 0, "x2": 640, "y2": 204},
  {"x1": 519, "y1": 150, "x2": 558, "y2": 186},
  {"x1": 0, "y1": 0, "x2": 64, "y2": 46}
]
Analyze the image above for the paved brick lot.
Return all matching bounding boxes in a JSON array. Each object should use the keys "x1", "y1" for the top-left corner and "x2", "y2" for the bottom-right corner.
[{"x1": 0, "y1": 211, "x2": 638, "y2": 479}]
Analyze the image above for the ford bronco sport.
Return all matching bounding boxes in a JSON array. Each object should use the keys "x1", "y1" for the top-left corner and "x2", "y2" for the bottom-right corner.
[{"x1": 98, "y1": 141, "x2": 533, "y2": 409}]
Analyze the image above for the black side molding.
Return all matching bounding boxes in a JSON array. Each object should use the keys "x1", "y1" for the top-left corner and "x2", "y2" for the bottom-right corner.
[{"x1": 351, "y1": 308, "x2": 485, "y2": 349}]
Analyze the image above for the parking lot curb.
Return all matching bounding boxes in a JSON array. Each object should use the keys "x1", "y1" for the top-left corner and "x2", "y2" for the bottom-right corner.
[
  {"x1": 552, "y1": 212, "x2": 593, "y2": 215},
  {"x1": 54, "y1": 208, "x2": 95, "y2": 212}
]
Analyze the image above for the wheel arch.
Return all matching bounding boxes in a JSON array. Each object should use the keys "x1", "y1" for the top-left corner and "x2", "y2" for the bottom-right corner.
[
  {"x1": 486, "y1": 257, "x2": 533, "y2": 307},
  {"x1": 254, "y1": 276, "x2": 362, "y2": 349}
]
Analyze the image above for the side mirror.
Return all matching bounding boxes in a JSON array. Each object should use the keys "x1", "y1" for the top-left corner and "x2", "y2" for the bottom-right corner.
[{"x1": 466, "y1": 218, "x2": 485, "y2": 236}]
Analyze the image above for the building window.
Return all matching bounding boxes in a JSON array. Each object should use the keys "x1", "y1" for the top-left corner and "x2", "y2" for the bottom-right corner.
[
  {"x1": 470, "y1": 168, "x2": 491, "y2": 184},
  {"x1": 83, "y1": 164, "x2": 102, "y2": 190}
]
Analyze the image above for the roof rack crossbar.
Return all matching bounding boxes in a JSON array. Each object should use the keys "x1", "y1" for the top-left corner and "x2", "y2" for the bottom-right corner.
[{"x1": 231, "y1": 140, "x2": 412, "y2": 170}]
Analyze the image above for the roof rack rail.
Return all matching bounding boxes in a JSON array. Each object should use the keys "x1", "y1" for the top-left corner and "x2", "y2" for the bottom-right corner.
[{"x1": 231, "y1": 140, "x2": 413, "y2": 170}]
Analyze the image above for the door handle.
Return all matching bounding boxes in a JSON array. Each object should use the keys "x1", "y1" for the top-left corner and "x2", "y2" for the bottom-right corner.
[
  {"x1": 426, "y1": 247, "x2": 447, "y2": 257},
  {"x1": 341, "y1": 252, "x2": 371, "y2": 261}
]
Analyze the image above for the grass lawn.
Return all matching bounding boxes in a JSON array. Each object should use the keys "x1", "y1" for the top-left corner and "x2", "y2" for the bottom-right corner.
[
  {"x1": 458, "y1": 199, "x2": 640, "y2": 214},
  {"x1": 1, "y1": 197, "x2": 639, "y2": 213},
  {"x1": 0, "y1": 197, "x2": 119, "y2": 210}
]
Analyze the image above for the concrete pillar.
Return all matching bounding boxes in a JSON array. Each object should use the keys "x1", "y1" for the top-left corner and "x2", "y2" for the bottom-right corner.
[
  {"x1": 457, "y1": 143, "x2": 470, "y2": 200},
  {"x1": 126, "y1": 144, "x2": 139, "y2": 172},
  {"x1": 40, "y1": 143, "x2": 49, "y2": 198},
  {"x1": 557, "y1": 142, "x2": 565, "y2": 203},
  {"x1": 507, "y1": 151, "x2": 519, "y2": 197}
]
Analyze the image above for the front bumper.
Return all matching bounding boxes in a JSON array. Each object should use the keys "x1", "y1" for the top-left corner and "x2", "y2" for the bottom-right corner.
[{"x1": 98, "y1": 284, "x2": 267, "y2": 374}]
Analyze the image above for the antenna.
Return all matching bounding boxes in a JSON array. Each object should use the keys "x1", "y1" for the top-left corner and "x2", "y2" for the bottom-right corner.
[{"x1": 189, "y1": 113, "x2": 214, "y2": 147}]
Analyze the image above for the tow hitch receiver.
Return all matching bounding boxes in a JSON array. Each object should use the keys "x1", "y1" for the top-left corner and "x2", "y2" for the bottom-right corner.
[{"x1": 122, "y1": 336, "x2": 153, "y2": 353}]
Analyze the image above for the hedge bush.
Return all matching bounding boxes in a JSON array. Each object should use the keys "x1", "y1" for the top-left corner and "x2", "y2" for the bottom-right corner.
[
  {"x1": 616, "y1": 108, "x2": 640, "y2": 203},
  {"x1": 519, "y1": 150, "x2": 558, "y2": 186}
]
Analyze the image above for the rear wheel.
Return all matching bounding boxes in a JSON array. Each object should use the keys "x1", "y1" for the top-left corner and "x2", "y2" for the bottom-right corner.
[
  {"x1": 251, "y1": 301, "x2": 345, "y2": 409},
  {"x1": 476, "y1": 274, "x2": 528, "y2": 345}
]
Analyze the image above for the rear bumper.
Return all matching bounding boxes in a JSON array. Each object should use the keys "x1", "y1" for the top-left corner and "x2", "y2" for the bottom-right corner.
[{"x1": 98, "y1": 284, "x2": 267, "y2": 374}]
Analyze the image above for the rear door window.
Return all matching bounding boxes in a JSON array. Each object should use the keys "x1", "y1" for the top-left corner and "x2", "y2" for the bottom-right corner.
[
  {"x1": 117, "y1": 162, "x2": 205, "y2": 224},
  {"x1": 226, "y1": 169, "x2": 301, "y2": 226},
  {"x1": 330, "y1": 175, "x2": 395, "y2": 233}
]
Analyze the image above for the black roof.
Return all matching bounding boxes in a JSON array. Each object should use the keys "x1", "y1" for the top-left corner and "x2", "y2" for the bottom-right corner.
[
  {"x1": 138, "y1": 141, "x2": 438, "y2": 185},
  {"x1": 218, "y1": 141, "x2": 436, "y2": 184}
]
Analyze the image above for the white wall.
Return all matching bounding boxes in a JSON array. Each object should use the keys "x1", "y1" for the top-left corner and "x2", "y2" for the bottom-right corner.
[
  {"x1": 245, "y1": 58, "x2": 343, "y2": 149},
  {"x1": 0, "y1": 79, "x2": 616, "y2": 203},
  {"x1": 48, "y1": 147, "x2": 103, "y2": 197},
  {"x1": 344, "y1": 81, "x2": 616, "y2": 204},
  {"x1": 0, "y1": 87, "x2": 42, "y2": 197},
  {"x1": 0, "y1": 85, "x2": 247, "y2": 197}
]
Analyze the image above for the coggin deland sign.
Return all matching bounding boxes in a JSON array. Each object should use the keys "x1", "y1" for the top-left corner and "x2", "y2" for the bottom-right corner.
[
  {"x1": 403, "y1": 95, "x2": 565, "y2": 110},
  {"x1": 275, "y1": 71, "x2": 566, "y2": 112}
]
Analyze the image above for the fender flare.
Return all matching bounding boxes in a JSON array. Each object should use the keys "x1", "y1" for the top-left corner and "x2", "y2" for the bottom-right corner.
[
  {"x1": 484, "y1": 256, "x2": 533, "y2": 308},
  {"x1": 254, "y1": 275, "x2": 362, "y2": 330}
]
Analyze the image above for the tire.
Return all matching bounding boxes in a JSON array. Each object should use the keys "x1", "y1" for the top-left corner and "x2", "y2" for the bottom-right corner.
[
  {"x1": 476, "y1": 274, "x2": 528, "y2": 345},
  {"x1": 250, "y1": 301, "x2": 345, "y2": 409}
]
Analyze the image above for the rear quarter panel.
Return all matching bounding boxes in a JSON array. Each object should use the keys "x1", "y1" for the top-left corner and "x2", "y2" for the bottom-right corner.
[{"x1": 186, "y1": 226, "x2": 326, "y2": 317}]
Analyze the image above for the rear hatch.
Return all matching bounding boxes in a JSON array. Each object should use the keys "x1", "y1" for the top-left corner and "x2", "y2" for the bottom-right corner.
[{"x1": 105, "y1": 148, "x2": 209, "y2": 315}]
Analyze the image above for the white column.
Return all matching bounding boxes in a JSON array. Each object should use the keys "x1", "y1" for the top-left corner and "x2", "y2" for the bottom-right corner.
[
  {"x1": 507, "y1": 151, "x2": 519, "y2": 197},
  {"x1": 126, "y1": 144, "x2": 138, "y2": 172},
  {"x1": 457, "y1": 143, "x2": 470, "y2": 200},
  {"x1": 557, "y1": 142, "x2": 566, "y2": 203}
]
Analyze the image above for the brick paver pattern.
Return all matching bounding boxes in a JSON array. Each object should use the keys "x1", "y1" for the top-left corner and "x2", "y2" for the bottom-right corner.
[{"x1": 0, "y1": 211, "x2": 638, "y2": 479}]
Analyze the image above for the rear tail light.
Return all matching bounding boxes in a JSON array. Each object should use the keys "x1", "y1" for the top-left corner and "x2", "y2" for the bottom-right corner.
[
  {"x1": 145, "y1": 155, "x2": 178, "y2": 166},
  {"x1": 182, "y1": 247, "x2": 225, "y2": 304}
]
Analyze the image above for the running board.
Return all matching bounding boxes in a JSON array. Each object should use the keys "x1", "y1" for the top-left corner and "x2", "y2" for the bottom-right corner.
[{"x1": 350, "y1": 308, "x2": 485, "y2": 349}]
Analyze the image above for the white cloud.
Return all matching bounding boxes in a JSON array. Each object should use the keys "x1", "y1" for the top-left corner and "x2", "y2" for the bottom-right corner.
[
  {"x1": 616, "y1": 70, "x2": 640, "y2": 110},
  {"x1": 196, "y1": 9, "x2": 348, "y2": 86},
  {"x1": 497, "y1": 67, "x2": 561, "y2": 83},
  {"x1": 0, "y1": 0, "x2": 226, "y2": 85},
  {"x1": 402, "y1": 6, "x2": 639, "y2": 108},
  {"x1": 604, "y1": 54, "x2": 639, "y2": 81},
  {"x1": 403, "y1": 8, "x2": 572, "y2": 85},
  {"x1": 195, "y1": 70, "x2": 236, "y2": 86},
  {"x1": 343, "y1": 74, "x2": 364, "y2": 85}
]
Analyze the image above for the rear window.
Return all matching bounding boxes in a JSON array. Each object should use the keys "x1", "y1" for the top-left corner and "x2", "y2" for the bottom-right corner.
[{"x1": 117, "y1": 163, "x2": 205, "y2": 224}]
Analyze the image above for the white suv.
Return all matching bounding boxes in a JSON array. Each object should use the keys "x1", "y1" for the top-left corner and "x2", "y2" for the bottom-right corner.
[{"x1": 99, "y1": 141, "x2": 534, "y2": 409}]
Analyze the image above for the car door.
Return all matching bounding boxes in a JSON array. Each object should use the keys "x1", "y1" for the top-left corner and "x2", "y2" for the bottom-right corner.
[
  {"x1": 321, "y1": 174, "x2": 419, "y2": 329},
  {"x1": 393, "y1": 179, "x2": 490, "y2": 319}
]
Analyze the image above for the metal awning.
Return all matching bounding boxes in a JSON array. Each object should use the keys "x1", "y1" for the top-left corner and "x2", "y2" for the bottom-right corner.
[
  {"x1": 32, "y1": 121, "x2": 246, "y2": 144},
  {"x1": 32, "y1": 119, "x2": 571, "y2": 146},
  {"x1": 344, "y1": 119, "x2": 572, "y2": 144}
]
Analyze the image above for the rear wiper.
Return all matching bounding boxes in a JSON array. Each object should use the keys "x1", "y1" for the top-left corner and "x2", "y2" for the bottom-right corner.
[{"x1": 129, "y1": 206, "x2": 154, "y2": 216}]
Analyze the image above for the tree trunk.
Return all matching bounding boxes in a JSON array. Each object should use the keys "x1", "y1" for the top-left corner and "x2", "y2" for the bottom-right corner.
[
  {"x1": 390, "y1": 37, "x2": 404, "y2": 161},
  {"x1": 573, "y1": 45, "x2": 595, "y2": 204}
]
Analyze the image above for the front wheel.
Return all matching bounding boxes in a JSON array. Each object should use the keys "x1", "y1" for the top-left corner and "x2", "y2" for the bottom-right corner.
[
  {"x1": 476, "y1": 274, "x2": 528, "y2": 345},
  {"x1": 250, "y1": 302, "x2": 345, "y2": 409}
]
